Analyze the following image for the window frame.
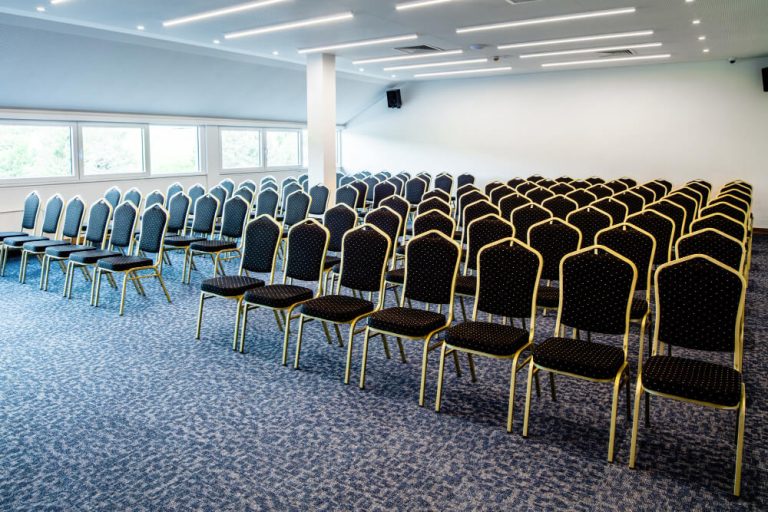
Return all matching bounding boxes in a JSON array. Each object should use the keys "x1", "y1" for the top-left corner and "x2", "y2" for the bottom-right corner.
[
  {"x1": 264, "y1": 127, "x2": 302, "y2": 170},
  {"x1": 147, "y1": 123, "x2": 203, "y2": 176},
  {"x1": 0, "y1": 119, "x2": 78, "y2": 186},
  {"x1": 79, "y1": 122, "x2": 149, "y2": 180}
]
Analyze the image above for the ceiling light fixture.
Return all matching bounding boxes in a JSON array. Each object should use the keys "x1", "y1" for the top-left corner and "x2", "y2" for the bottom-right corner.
[
  {"x1": 353, "y1": 49, "x2": 463, "y2": 65},
  {"x1": 136, "y1": 25, "x2": 145, "y2": 31},
  {"x1": 415, "y1": 66, "x2": 512, "y2": 78},
  {"x1": 542, "y1": 54, "x2": 671, "y2": 68},
  {"x1": 163, "y1": 0, "x2": 289, "y2": 28},
  {"x1": 50, "y1": 0, "x2": 69, "y2": 4},
  {"x1": 457, "y1": 7, "x2": 636, "y2": 34},
  {"x1": 225, "y1": 12, "x2": 354, "y2": 39},
  {"x1": 385, "y1": 58, "x2": 488, "y2": 71},
  {"x1": 396, "y1": 0, "x2": 453, "y2": 10},
  {"x1": 520, "y1": 42, "x2": 663, "y2": 59},
  {"x1": 298, "y1": 34, "x2": 418, "y2": 54},
  {"x1": 36, "y1": 6, "x2": 46, "y2": 12},
  {"x1": 213, "y1": 39, "x2": 221, "y2": 44},
  {"x1": 702, "y1": 48, "x2": 710, "y2": 53},
  {"x1": 698, "y1": 35, "x2": 706, "y2": 41},
  {"x1": 498, "y1": 30, "x2": 654, "y2": 50},
  {"x1": 692, "y1": 19, "x2": 701, "y2": 25}
]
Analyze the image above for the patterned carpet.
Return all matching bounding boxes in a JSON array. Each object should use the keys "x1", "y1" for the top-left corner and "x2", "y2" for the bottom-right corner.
[{"x1": 1, "y1": 238, "x2": 766, "y2": 511}]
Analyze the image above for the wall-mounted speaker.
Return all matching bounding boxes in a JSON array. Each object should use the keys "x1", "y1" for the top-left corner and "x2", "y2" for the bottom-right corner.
[
  {"x1": 387, "y1": 89, "x2": 402, "y2": 109},
  {"x1": 763, "y1": 67, "x2": 768, "y2": 92}
]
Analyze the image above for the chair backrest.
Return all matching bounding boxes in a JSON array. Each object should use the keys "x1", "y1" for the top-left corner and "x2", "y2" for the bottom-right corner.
[
  {"x1": 20, "y1": 191, "x2": 41, "y2": 231},
  {"x1": 240, "y1": 215, "x2": 282, "y2": 281},
  {"x1": 527, "y1": 218, "x2": 582, "y2": 281},
  {"x1": 596, "y1": 223, "x2": 656, "y2": 293},
  {"x1": 643, "y1": 181, "x2": 668, "y2": 200},
  {"x1": 716, "y1": 190, "x2": 751, "y2": 208},
  {"x1": 166, "y1": 182, "x2": 183, "y2": 207},
  {"x1": 220, "y1": 197, "x2": 250, "y2": 239},
  {"x1": 585, "y1": 176, "x2": 605, "y2": 186},
  {"x1": 335, "y1": 185, "x2": 359, "y2": 210},
  {"x1": 457, "y1": 173, "x2": 475, "y2": 188},
  {"x1": 83, "y1": 200, "x2": 112, "y2": 247},
  {"x1": 618, "y1": 177, "x2": 638, "y2": 188},
  {"x1": 124, "y1": 188, "x2": 143, "y2": 209},
  {"x1": 538, "y1": 178, "x2": 557, "y2": 190},
  {"x1": 137, "y1": 205, "x2": 169, "y2": 256},
  {"x1": 586, "y1": 184, "x2": 613, "y2": 200},
  {"x1": 190, "y1": 194, "x2": 219, "y2": 236},
  {"x1": 613, "y1": 190, "x2": 645, "y2": 215},
  {"x1": 654, "y1": 255, "x2": 745, "y2": 364},
  {"x1": 260, "y1": 180, "x2": 279, "y2": 192},
  {"x1": 631, "y1": 185, "x2": 656, "y2": 205},
  {"x1": 423, "y1": 189, "x2": 451, "y2": 203},
  {"x1": 308, "y1": 184, "x2": 330, "y2": 215},
  {"x1": 565, "y1": 188, "x2": 597, "y2": 208},
  {"x1": 499, "y1": 193, "x2": 531, "y2": 221},
  {"x1": 525, "y1": 187, "x2": 555, "y2": 205},
  {"x1": 626, "y1": 210, "x2": 674, "y2": 265},
  {"x1": 166, "y1": 192, "x2": 191, "y2": 234},
  {"x1": 209, "y1": 186, "x2": 227, "y2": 218},
  {"x1": 605, "y1": 180, "x2": 629, "y2": 194},
  {"x1": 558, "y1": 246, "x2": 637, "y2": 338},
  {"x1": 380, "y1": 196, "x2": 410, "y2": 237},
  {"x1": 324, "y1": 204, "x2": 358, "y2": 253},
  {"x1": 566, "y1": 206, "x2": 612, "y2": 247},
  {"x1": 372, "y1": 181, "x2": 396, "y2": 209},
  {"x1": 456, "y1": 183, "x2": 479, "y2": 204},
  {"x1": 298, "y1": 174, "x2": 309, "y2": 186},
  {"x1": 403, "y1": 231, "x2": 461, "y2": 307},
  {"x1": 260, "y1": 175, "x2": 277, "y2": 187},
  {"x1": 475, "y1": 238, "x2": 543, "y2": 321},
  {"x1": 284, "y1": 219, "x2": 329, "y2": 286},
  {"x1": 542, "y1": 195, "x2": 579, "y2": 220},
  {"x1": 234, "y1": 187, "x2": 254, "y2": 206},
  {"x1": 485, "y1": 181, "x2": 505, "y2": 196},
  {"x1": 506, "y1": 177, "x2": 526, "y2": 190},
  {"x1": 462, "y1": 200, "x2": 500, "y2": 234},
  {"x1": 339, "y1": 175, "x2": 356, "y2": 187},
  {"x1": 528, "y1": 174, "x2": 545, "y2": 183},
  {"x1": 256, "y1": 188, "x2": 279, "y2": 217},
  {"x1": 145, "y1": 190, "x2": 165, "y2": 210},
  {"x1": 417, "y1": 196, "x2": 451, "y2": 216},
  {"x1": 691, "y1": 213, "x2": 746, "y2": 243},
  {"x1": 569, "y1": 179, "x2": 591, "y2": 190},
  {"x1": 389, "y1": 175, "x2": 406, "y2": 195},
  {"x1": 60, "y1": 196, "x2": 86, "y2": 239},
  {"x1": 489, "y1": 185, "x2": 515, "y2": 205},
  {"x1": 363, "y1": 177, "x2": 380, "y2": 202},
  {"x1": 593, "y1": 198, "x2": 628, "y2": 224},
  {"x1": 365, "y1": 206, "x2": 402, "y2": 262},
  {"x1": 549, "y1": 183, "x2": 575, "y2": 196},
  {"x1": 219, "y1": 179, "x2": 235, "y2": 198},
  {"x1": 405, "y1": 178, "x2": 427, "y2": 205},
  {"x1": 515, "y1": 181, "x2": 537, "y2": 196},
  {"x1": 282, "y1": 181, "x2": 302, "y2": 206},
  {"x1": 416, "y1": 173, "x2": 432, "y2": 190},
  {"x1": 686, "y1": 180, "x2": 711, "y2": 204},
  {"x1": 700, "y1": 203, "x2": 747, "y2": 224},
  {"x1": 239, "y1": 180, "x2": 257, "y2": 192},
  {"x1": 104, "y1": 187, "x2": 121, "y2": 209},
  {"x1": 465, "y1": 214, "x2": 515, "y2": 272},
  {"x1": 665, "y1": 193, "x2": 697, "y2": 233},
  {"x1": 338, "y1": 224, "x2": 392, "y2": 297},
  {"x1": 646, "y1": 199, "x2": 685, "y2": 242},
  {"x1": 510, "y1": 203, "x2": 552, "y2": 242},
  {"x1": 676, "y1": 228, "x2": 745, "y2": 273},
  {"x1": 434, "y1": 174, "x2": 454, "y2": 195},
  {"x1": 110, "y1": 202, "x2": 138, "y2": 251},
  {"x1": 40, "y1": 194, "x2": 65, "y2": 236},
  {"x1": 349, "y1": 181, "x2": 368, "y2": 210},
  {"x1": 457, "y1": 190, "x2": 486, "y2": 224},
  {"x1": 283, "y1": 191, "x2": 311, "y2": 227},
  {"x1": 412, "y1": 210, "x2": 455, "y2": 238}
]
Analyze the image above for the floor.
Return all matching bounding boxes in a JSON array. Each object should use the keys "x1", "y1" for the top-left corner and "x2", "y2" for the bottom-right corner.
[{"x1": 0, "y1": 238, "x2": 766, "y2": 511}]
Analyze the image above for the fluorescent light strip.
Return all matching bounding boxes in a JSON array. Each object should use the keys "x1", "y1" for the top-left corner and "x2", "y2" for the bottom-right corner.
[
  {"x1": 521, "y1": 42, "x2": 663, "y2": 59},
  {"x1": 163, "y1": 0, "x2": 288, "y2": 27},
  {"x1": 353, "y1": 49, "x2": 463, "y2": 65},
  {"x1": 50, "y1": 0, "x2": 69, "y2": 4},
  {"x1": 415, "y1": 67, "x2": 512, "y2": 78},
  {"x1": 298, "y1": 34, "x2": 418, "y2": 54},
  {"x1": 385, "y1": 58, "x2": 488, "y2": 71},
  {"x1": 458, "y1": 7, "x2": 637, "y2": 34},
  {"x1": 542, "y1": 54, "x2": 671, "y2": 68},
  {"x1": 225, "y1": 12, "x2": 354, "y2": 39},
  {"x1": 396, "y1": 0, "x2": 453, "y2": 10},
  {"x1": 499, "y1": 30, "x2": 654, "y2": 49}
]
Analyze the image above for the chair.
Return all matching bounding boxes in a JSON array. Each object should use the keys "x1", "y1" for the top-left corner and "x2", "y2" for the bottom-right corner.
[
  {"x1": 631, "y1": 186, "x2": 656, "y2": 206},
  {"x1": 210, "y1": 186, "x2": 228, "y2": 219},
  {"x1": 255, "y1": 188, "x2": 279, "y2": 218},
  {"x1": 587, "y1": 184, "x2": 613, "y2": 200},
  {"x1": 380, "y1": 195, "x2": 410, "y2": 241},
  {"x1": 485, "y1": 181, "x2": 505, "y2": 196},
  {"x1": 627, "y1": 210, "x2": 675, "y2": 265},
  {"x1": 339, "y1": 175, "x2": 356, "y2": 187},
  {"x1": 260, "y1": 180, "x2": 279, "y2": 192},
  {"x1": 655, "y1": 179, "x2": 673, "y2": 195},
  {"x1": 613, "y1": 190, "x2": 645, "y2": 215},
  {"x1": 349, "y1": 181, "x2": 368, "y2": 212},
  {"x1": 629, "y1": 255, "x2": 746, "y2": 496},
  {"x1": 322, "y1": 204, "x2": 358, "y2": 287},
  {"x1": 523, "y1": 246, "x2": 638, "y2": 461},
  {"x1": 538, "y1": 179, "x2": 557, "y2": 190},
  {"x1": 234, "y1": 187, "x2": 254, "y2": 206},
  {"x1": 489, "y1": 185, "x2": 515, "y2": 205},
  {"x1": 196, "y1": 215, "x2": 282, "y2": 349},
  {"x1": 665, "y1": 193, "x2": 697, "y2": 233},
  {"x1": 104, "y1": 187, "x2": 122, "y2": 209},
  {"x1": 593, "y1": 198, "x2": 628, "y2": 224},
  {"x1": 456, "y1": 190, "x2": 486, "y2": 227},
  {"x1": 166, "y1": 182, "x2": 184, "y2": 207},
  {"x1": 164, "y1": 192, "x2": 192, "y2": 237},
  {"x1": 93, "y1": 205, "x2": 172, "y2": 316},
  {"x1": 423, "y1": 189, "x2": 451, "y2": 204},
  {"x1": 618, "y1": 177, "x2": 638, "y2": 188},
  {"x1": 527, "y1": 218, "x2": 582, "y2": 313},
  {"x1": 20, "y1": 196, "x2": 86, "y2": 286},
  {"x1": 515, "y1": 182, "x2": 538, "y2": 196},
  {"x1": 686, "y1": 180, "x2": 711, "y2": 205},
  {"x1": 219, "y1": 179, "x2": 236, "y2": 198},
  {"x1": 364, "y1": 207, "x2": 403, "y2": 270},
  {"x1": 714, "y1": 191, "x2": 751, "y2": 209},
  {"x1": 187, "y1": 184, "x2": 205, "y2": 217},
  {"x1": 363, "y1": 176, "x2": 380, "y2": 206},
  {"x1": 308, "y1": 184, "x2": 330, "y2": 217},
  {"x1": 460, "y1": 200, "x2": 500, "y2": 245},
  {"x1": 527, "y1": 174, "x2": 545, "y2": 184},
  {"x1": 605, "y1": 180, "x2": 629, "y2": 194},
  {"x1": 566, "y1": 188, "x2": 597, "y2": 208},
  {"x1": 405, "y1": 178, "x2": 427, "y2": 210},
  {"x1": 549, "y1": 183, "x2": 575, "y2": 196},
  {"x1": 124, "y1": 188, "x2": 143, "y2": 209},
  {"x1": 281, "y1": 190, "x2": 312, "y2": 236},
  {"x1": 691, "y1": 213, "x2": 747, "y2": 244},
  {"x1": 3, "y1": 194, "x2": 65, "y2": 278},
  {"x1": 293, "y1": 224, "x2": 392, "y2": 382},
  {"x1": 457, "y1": 173, "x2": 475, "y2": 189},
  {"x1": 372, "y1": 181, "x2": 396, "y2": 209},
  {"x1": 239, "y1": 219, "x2": 329, "y2": 359},
  {"x1": 164, "y1": 194, "x2": 218, "y2": 283},
  {"x1": 188, "y1": 196, "x2": 250, "y2": 281},
  {"x1": 0, "y1": 191, "x2": 40, "y2": 243},
  {"x1": 239, "y1": 180, "x2": 257, "y2": 192},
  {"x1": 416, "y1": 173, "x2": 432, "y2": 190},
  {"x1": 506, "y1": 178, "x2": 527, "y2": 190},
  {"x1": 645, "y1": 200, "x2": 686, "y2": 243},
  {"x1": 389, "y1": 175, "x2": 406, "y2": 196},
  {"x1": 436, "y1": 237, "x2": 543, "y2": 431},
  {"x1": 566, "y1": 206, "x2": 612, "y2": 247},
  {"x1": 499, "y1": 193, "x2": 531, "y2": 221},
  {"x1": 434, "y1": 173, "x2": 454, "y2": 196},
  {"x1": 335, "y1": 185, "x2": 359, "y2": 210},
  {"x1": 510, "y1": 203, "x2": 552, "y2": 242},
  {"x1": 642, "y1": 181, "x2": 666, "y2": 201},
  {"x1": 700, "y1": 203, "x2": 747, "y2": 225},
  {"x1": 569, "y1": 179, "x2": 591, "y2": 190},
  {"x1": 66, "y1": 202, "x2": 139, "y2": 302},
  {"x1": 360, "y1": 230, "x2": 462, "y2": 407},
  {"x1": 416, "y1": 197, "x2": 451, "y2": 217},
  {"x1": 525, "y1": 187, "x2": 555, "y2": 205},
  {"x1": 145, "y1": 190, "x2": 165, "y2": 209},
  {"x1": 542, "y1": 195, "x2": 578, "y2": 220}
]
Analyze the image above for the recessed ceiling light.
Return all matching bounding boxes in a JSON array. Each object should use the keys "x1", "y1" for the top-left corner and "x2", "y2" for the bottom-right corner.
[
  {"x1": 396, "y1": 0, "x2": 453, "y2": 10},
  {"x1": 391, "y1": 74, "x2": 397, "y2": 78},
  {"x1": 520, "y1": 42, "x2": 663, "y2": 59},
  {"x1": 213, "y1": 39, "x2": 221, "y2": 44},
  {"x1": 702, "y1": 48, "x2": 710, "y2": 53},
  {"x1": 692, "y1": 19, "x2": 701, "y2": 25},
  {"x1": 415, "y1": 67, "x2": 512, "y2": 78},
  {"x1": 498, "y1": 30, "x2": 654, "y2": 50},
  {"x1": 698, "y1": 35, "x2": 706, "y2": 41},
  {"x1": 136, "y1": 25, "x2": 145, "y2": 31},
  {"x1": 298, "y1": 34, "x2": 418, "y2": 54},
  {"x1": 50, "y1": 0, "x2": 69, "y2": 4},
  {"x1": 353, "y1": 49, "x2": 463, "y2": 65},
  {"x1": 359, "y1": 68, "x2": 365, "y2": 72},
  {"x1": 542, "y1": 54, "x2": 671, "y2": 68},
  {"x1": 225, "y1": 12, "x2": 354, "y2": 39},
  {"x1": 163, "y1": 0, "x2": 289, "y2": 28},
  {"x1": 686, "y1": 0, "x2": 695, "y2": 3},
  {"x1": 36, "y1": 6, "x2": 46, "y2": 12},
  {"x1": 384, "y1": 58, "x2": 488, "y2": 71},
  {"x1": 457, "y1": 7, "x2": 637, "y2": 34},
  {"x1": 272, "y1": 50, "x2": 280, "y2": 55}
]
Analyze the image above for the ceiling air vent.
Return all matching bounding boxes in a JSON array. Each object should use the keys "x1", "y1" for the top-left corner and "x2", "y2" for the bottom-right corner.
[
  {"x1": 394, "y1": 45, "x2": 444, "y2": 55},
  {"x1": 598, "y1": 49, "x2": 636, "y2": 57}
]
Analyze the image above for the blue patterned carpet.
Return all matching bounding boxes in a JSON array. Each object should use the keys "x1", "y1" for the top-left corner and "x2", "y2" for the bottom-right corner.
[{"x1": 1, "y1": 238, "x2": 766, "y2": 511}]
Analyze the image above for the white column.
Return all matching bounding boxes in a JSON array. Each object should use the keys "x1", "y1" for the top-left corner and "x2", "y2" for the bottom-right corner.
[{"x1": 306, "y1": 53, "x2": 337, "y2": 200}]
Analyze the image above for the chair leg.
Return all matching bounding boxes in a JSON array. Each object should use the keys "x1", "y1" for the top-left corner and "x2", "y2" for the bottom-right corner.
[
  {"x1": 522, "y1": 360, "x2": 536, "y2": 437},
  {"x1": 281, "y1": 308, "x2": 294, "y2": 366},
  {"x1": 195, "y1": 293, "x2": 206, "y2": 340},
  {"x1": 321, "y1": 321, "x2": 333, "y2": 345},
  {"x1": 734, "y1": 385, "x2": 746, "y2": 497},
  {"x1": 629, "y1": 379, "x2": 644, "y2": 468},
  {"x1": 549, "y1": 373, "x2": 557, "y2": 401},
  {"x1": 467, "y1": 354, "x2": 477, "y2": 382},
  {"x1": 359, "y1": 327, "x2": 372, "y2": 389},
  {"x1": 156, "y1": 271, "x2": 172, "y2": 303},
  {"x1": 239, "y1": 305, "x2": 249, "y2": 353},
  {"x1": 435, "y1": 343, "x2": 448, "y2": 412},
  {"x1": 459, "y1": 296, "x2": 468, "y2": 322},
  {"x1": 119, "y1": 273, "x2": 129, "y2": 316},
  {"x1": 293, "y1": 315, "x2": 307, "y2": 369},
  {"x1": 64, "y1": 262, "x2": 73, "y2": 298},
  {"x1": 93, "y1": 269, "x2": 104, "y2": 307},
  {"x1": 344, "y1": 321, "x2": 358, "y2": 385},
  {"x1": 38, "y1": 255, "x2": 47, "y2": 290},
  {"x1": 507, "y1": 355, "x2": 522, "y2": 433},
  {"x1": 418, "y1": 337, "x2": 432, "y2": 407},
  {"x1": 19, "y1": 251, "x2": 28, "y2": 284},
  {"x1": 334, "y1": 323, "x2": 344, "y2": 347},
  {"x1": 607, "y1": 370, "x2": 624, "y2": 463},
  {"x1": 0, "y1": 247, "x2": 6, "y2": 276},
  {"x1": 396, "y1": 337, "x2": 407, "y2": 363},
  {"x1": 381, "y1": 335, "x2": 392, "y2": 360}
]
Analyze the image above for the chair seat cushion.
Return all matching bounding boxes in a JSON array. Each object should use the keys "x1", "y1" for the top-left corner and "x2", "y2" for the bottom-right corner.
[
  {"x1": 446, "y1": 321, "x2": 529, "y2": 356},
  {"x1": 190, "y1": 240, "x2": 238, "y2": 253},
  {"x1": 243, "y1": 285, "x2": 313, "y2": 309},
  {"x1": 642, "y1": 356, "x2": 742, "y2": 407},
  {"x1": 69, "y1": 249, "x2": 120, "y2": 264},
  {"x1": 385, "y1": 268, "x2": 405, "y2": 285},
  {"x1": 630, "y1": 298, "x2": 649, "y2": 319},
  {"x1": 368, "y1": 307, "x2": 447, "y2": 337},
  {"x1": 45, "y1": 244, "x2": 94, "y2": 258},
  {"x1": 299, "y1": 295, "x2": 374, "y2": 323},
  {"x1": 324, "y1": 255, "x2": 341, "y2": 271},
  {"x1": 22, "y1": 239, "x2": 69, "y2": 252},
  {"x1": 534, "y1": 337, "x2": 625, "y2": 380},
  {"x1": 165, "y1": 235, "x2": 206, "y2": 247},
  {"x1": 0, "y1": 231, "x2": 26, "y2": 241},
  {"x1": 455, "y1": 275, "x2": 477, "y2": 296},
  {"x1": 4, "y1": 236, "x2": 47, "y2": 248},
  {"x1": 98, "y1": 256, "x2": 153, "y2": 272},
  {"x1": 536, "y1": 286, "x2": 560, "y2": 309},
  {"x1": 201, "y1": 275, "x2": 264, "y2": 297}
]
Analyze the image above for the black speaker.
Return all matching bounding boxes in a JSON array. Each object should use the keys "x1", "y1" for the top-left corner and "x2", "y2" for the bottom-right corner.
[
  {"x1": 387, "y1": 89, "x2": 402, "y2": 109},
  {"x1": 763, "y1": 68, "x2": 768, "y2": 92}
]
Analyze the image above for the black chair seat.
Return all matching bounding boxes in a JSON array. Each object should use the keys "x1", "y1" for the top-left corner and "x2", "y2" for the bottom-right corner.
[
  {"x1": 534, "y1": 337, "x2": 625, "y2": 380},
  {"x1": 643, "y1": 356, "x2": 742, "y2": 407},
  {"x1": 201, "y1": 275, "x2": 264, "y2": 296},
  {"x1": 536, "y1": 286, "x2": 560, "y2": 309},
  {"x1": 630, "y1": 298, "x2": 649, "y2": 319},
  {"x1": 368, "y1": 307, "x2": 446, "y2": 337},
  {"x1": 455, "y1": 275, "x2": 477, "y2": 296},
  {"x1": 164, "y1": 235, "x2": 206, "y2": 247},
  {"x1": 385, "y1": 268, "x2": 405, "y2": 285},
  {"x1": 299, "y1": 295, "x2": 374, "y2": 323},
  {"x1": 22, "y1": 239, "x2": 69, "y2": 252},
  {"x1": 244, "y1": 285, "x2": 313, "y2": 309},
  {"x1": 324, "y1": 255, "x2": 341, "y2": 271},
  {"x1": 446, "y1": 321, "x2": 528, "y2": 356},
  {"x1": 98, "y1": 256, "x2": 153, "y2": 272},
  {"x1": 4, "y1": 236, "x2": 47, "y2": 248},
  {"x1": 45, "y1": 244, "x2": 94, "y2": 258},
  {"x1": 190, "y1": 240, "x2": 238, "y2": 253},
  {"x1": 69, "y1": 249, "x2": 120, "y2": 265},
  {"x1": 0, "y1": 231, "x2": 26, "y2": 241}
]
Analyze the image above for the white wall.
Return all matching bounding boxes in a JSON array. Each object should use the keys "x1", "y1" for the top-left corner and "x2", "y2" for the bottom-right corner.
[{"x1": 343, "y1": 57, "x2": 768, "y2": 226}]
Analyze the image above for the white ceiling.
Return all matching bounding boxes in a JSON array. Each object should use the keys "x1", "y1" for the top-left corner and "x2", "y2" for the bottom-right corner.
[{"x1": 2, "y1": 0, "x2": 767, "y2": 81}]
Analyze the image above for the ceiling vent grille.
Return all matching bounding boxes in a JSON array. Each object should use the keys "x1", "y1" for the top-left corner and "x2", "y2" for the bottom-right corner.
[{"x1": 395, "y1": 44, "x2": 444, "y2": 54}]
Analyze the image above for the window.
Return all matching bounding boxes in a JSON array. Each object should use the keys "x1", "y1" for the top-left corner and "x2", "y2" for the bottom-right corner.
[
  {"x1": 150, "y1": 125, "x2": 200, "y2": 174},
  {"x1": 266, "y1": 130, "x2": 300, "y2": 167},
  {"x1": 221, "y1": 128, "x2": 261, "y2": 170},
  {"x1": 301, "y1": 129, "x2": 342, "y2": 168},
  {"x1": 82, "y1": 125, "x2": 145, "y2": 175},
  {"x1": 0, "y1": 123, "x2": 73, "y2": 180}
]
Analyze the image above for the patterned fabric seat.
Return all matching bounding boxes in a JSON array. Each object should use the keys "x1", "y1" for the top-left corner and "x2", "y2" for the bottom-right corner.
[
  {"x1": 244, "y1": 285, "x2": 313, "y2": 309},
  {"x1": 44, "y1": 244, "x2": 94, "y2": 258},
  {"x1": 445, "y1": 321, "x2": 528, "y2": 356},
  {"x1": 98, "y1": 256, "x2": 153, "y2": 272},
  {"x1": 642, "y1": 356, "x2": 742, "y2": 407},
  {"x1": 368, "y1": 307, "x2": 446, "y2": 337},
  {"x1": 22, "y1": 239, "x2": 69, "y2": 252},
  {"x1": 201, "y1": 276, "x2": 264, "y2": 296},
  {"x1": 630, "y1": 298, "x2": 649, "y2": 319},
  {"x1": 323, "y1": 255, "x2": 341, "y2": 270},
  {"x1": 4, "y1": 236, "x2": 47, "y2": 248},
  {"x1": 385, "y1": 268, "x2": 405, "y2": 284},
  {"x1": 189, "y1": 240, "x2": 238, "y2": 252},
  {"x1": 0, "y1": 231, "x2": 26, "y2": 241},
  {"x1": 536, "y1": 286, "x2": 560, "y2": 308},
  {"x1": 69, "y1": 249, "x2": 120, "y2": 265},
  {"x1": 164, "y1": 235, "x2": 206, "y2": 247},
  {"x1": 299, "y1": 295, "x2": 374, "y2": 323},
  {"x1": 455, "y1": 275, "x2": 477, "y2": 296},
  {"x1": 534, "y1": 337, "x2": 625, "y2": 380}
]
